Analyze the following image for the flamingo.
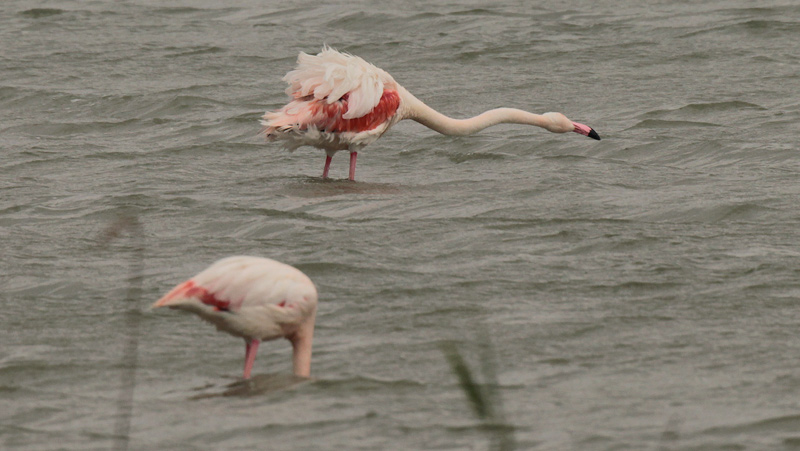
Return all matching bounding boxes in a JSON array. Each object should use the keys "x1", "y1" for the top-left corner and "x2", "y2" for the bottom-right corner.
[
  {"x1": 262, "y1": 46, "x2": 600, "y2": 181},
  {"x1": 151, "y1": 256, "x2": 318, "y2": 379}
]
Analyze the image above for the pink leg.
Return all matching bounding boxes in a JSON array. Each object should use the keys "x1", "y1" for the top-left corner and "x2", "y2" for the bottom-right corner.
[
  {"x1": 243, "y1": 338, "x2": 260, "y2": 379},
  {"x1": 322, "y1": 155, "x2": 332, "y2": 179},
  {"x1": 348, "y1": 151, "x2": 357, "y2": 181}
]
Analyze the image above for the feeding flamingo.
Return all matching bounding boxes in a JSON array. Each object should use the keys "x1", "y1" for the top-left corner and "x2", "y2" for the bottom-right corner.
[
  {"x1": 262, "y1": 46, "x2": 600, "y2": 181},
  {"x1": 151, "y1": 256, "x2": 318, "y2": 379}
]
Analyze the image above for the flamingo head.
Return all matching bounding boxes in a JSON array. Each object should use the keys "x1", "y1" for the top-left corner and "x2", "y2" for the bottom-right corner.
[{"x1": 542, "y1": 113, "x2": 600, "y2": 140}]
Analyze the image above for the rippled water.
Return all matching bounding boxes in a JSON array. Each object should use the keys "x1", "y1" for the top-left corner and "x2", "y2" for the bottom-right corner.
[{"x1": 3, "y1": 1, "x2": 800, "y2": 450}]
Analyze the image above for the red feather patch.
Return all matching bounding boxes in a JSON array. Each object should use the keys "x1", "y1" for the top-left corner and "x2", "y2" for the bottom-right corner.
[
  {"x1": 311, "y1": 89, "x2": 401, "y2": 133},
  {"x1": 183, "y1": 281, "x2": 231, "y2": 312}
]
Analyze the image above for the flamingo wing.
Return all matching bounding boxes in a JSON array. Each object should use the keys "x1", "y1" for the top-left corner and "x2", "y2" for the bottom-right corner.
[
  {"x1": 284, "y1": 46, "x2": 396, "y2": 119},
  {"x1": 152, "y1": 256, "x2": 318, "y2": 338},
  {"x1": 265, "y1": 90, "x2": 401, "y2": 135},
  {"x1": 262, "y1": 47, "x2": 402, "y2": 144}
]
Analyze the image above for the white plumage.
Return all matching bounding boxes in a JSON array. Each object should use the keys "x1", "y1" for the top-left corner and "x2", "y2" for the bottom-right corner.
[
  {"x1": 283, "y1": 46, "x2": 394, "y2": 119},
  {"x1": 262, "y1": 46, "x2": 403, "y2": 157},
  {"x1": 152, "y1": 256, "x2": 318, "y2": 378}
]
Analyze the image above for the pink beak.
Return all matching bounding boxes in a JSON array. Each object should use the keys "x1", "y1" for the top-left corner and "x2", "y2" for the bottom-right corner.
[{"x1": 572, "y1": 122, "x2": 601, "y2": 140}]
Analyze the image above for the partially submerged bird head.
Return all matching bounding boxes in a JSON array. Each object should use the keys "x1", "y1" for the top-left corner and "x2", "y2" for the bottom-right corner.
[
  {"x1": 540, "y1": 112, "x2": 601, "y2": 140},
  {"x1": 572, "y1": 121, "x2": 601, "y2": 140}
]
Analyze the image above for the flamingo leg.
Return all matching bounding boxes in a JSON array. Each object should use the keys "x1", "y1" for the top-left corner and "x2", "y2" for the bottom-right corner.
[
  {"x1": 348, "y1": 151, "x2": 357, "y2": 181},
  {"x1": 322, "y1": 155, "x2": 332, "y2": 179},
  {"x1": 243, "y1": 338, "x2": 260, "y2": 379}
]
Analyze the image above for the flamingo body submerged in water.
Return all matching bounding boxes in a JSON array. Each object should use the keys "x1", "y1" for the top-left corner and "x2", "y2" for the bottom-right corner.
[
  {"x1": 152, "y1": 256, "x2": 318, "y2": 379},
  {"x1": 262, "y1": 46, "x2": 600, "y2": 181}
]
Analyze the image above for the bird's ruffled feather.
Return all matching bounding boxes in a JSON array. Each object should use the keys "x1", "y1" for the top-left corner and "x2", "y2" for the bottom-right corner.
[{"x1": 283, "y1": 46, "x2": 396, "y2": 119}]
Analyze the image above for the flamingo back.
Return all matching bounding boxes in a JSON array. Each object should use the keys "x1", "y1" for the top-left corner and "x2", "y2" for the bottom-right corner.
[
  {"x1": 284, "y1": 46, "x2": 396, "y2": 119},
  {"x1": 153, "y1": 256, "x2": 318, "y2": 341}
]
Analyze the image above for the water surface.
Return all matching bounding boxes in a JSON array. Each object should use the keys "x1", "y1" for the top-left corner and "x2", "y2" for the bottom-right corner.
[{"x1": 2, "y1": 1, "x2": 800, "y2": 449}]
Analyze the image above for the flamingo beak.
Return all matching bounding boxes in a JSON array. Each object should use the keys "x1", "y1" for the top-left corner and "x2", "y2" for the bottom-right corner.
[{"x1": 572, "y1": 122, "x2": 601, "y2": 140}]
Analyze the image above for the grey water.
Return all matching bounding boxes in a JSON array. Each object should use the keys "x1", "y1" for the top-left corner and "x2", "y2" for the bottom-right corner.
[{"x1": 2, "y1": 0, "x2": 800, "y2": 449}]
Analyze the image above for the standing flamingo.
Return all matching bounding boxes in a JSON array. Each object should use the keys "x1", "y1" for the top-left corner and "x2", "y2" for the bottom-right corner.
[
  {"x1": 151, "y1": 256, "x2": 318, "y2": 379},
  {"x1": 262, "y1": 46, "x2": 600, "y2": 181}
]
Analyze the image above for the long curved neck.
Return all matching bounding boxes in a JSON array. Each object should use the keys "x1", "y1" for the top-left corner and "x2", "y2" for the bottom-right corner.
[
  {"x1": 289, "y1": 316, "x2": 315, "y2": 378},
  {"x1": 402, "y1": 90, "x2": 558, "y2": 136}
]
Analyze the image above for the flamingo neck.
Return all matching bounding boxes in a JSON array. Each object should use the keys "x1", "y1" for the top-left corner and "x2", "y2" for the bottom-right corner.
[
  {"x1": 402, "y1": 91, "x2": 570, "y2": 136},
  {"x1": 289, "y1": 319, "x2": 315, "y2": 378}
]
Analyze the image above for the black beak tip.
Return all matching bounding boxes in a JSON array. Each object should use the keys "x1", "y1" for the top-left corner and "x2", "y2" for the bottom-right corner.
[{"x1": 588, "y1": 129, "x2": 601, "y2": 140}]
